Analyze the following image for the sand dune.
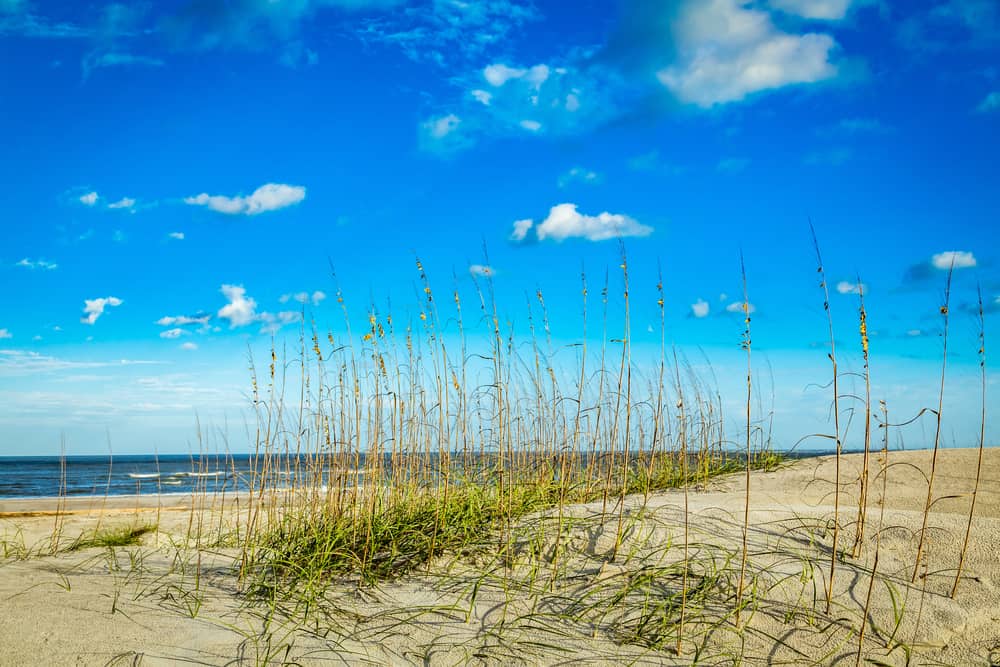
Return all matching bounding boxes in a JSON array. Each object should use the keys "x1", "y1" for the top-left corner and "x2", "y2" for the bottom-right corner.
[{"x1": 1, "y1": 448, "x2": 997, "y2": 666}]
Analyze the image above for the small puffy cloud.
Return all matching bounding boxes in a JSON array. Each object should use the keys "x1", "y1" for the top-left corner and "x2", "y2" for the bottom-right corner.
[
  {"x1": 167, "y1": 232, "x2": 185, "y2": 240},
  {"x1": 836, "y1": 280, "x2": 866, "y2": 294},
  {"x1": 509, "y1": 218, "x2": 534, "y2": 242},
  {"x1": 159, "y1": 328, "x2": 188, "y2": 339},
  {"x1": 447, "y1": 59, "x2": 623, "y2": 145},
  {"x1": 0, "y1": 328, "x2": 11, "y2": 339},
  {"x1": 426, "y1": 113, "x2": 461, "y2": 138},
  {"x1": 469, "y1": 264, "x2": 494, "y2": 277},
  {"x1": 717, "y1": 157, "x2": 750, "y2": 173},
  {"x1": 558, "y1": 167, "x2": 602, "y2": 188},
  {"x1": 259, "y1": 310, "x2": 302, "y2": 334},
  {"x1": 931, "y1": 251, "x2": 977, "y2": 270},
  {"x1": 419, "y1": 113, "x2": 472, "y2": 153},
  {"x1": 726, "y1": 301, "x2": 756, "y2": 314},
  {"x1": 15, "y1": 258, "x2": 58, "y2": 270},
  {"x1": 279, "y1": 290, "x2": 326, "y2": 306},
  {"x1": 180, "y1": 342, "x2": 198, "y2": 351},
  {"x1": 485, "y1": 63, "x2": 526, "y2": 86},
  {"x1": 79, "y1": 191, "x2": 99, "y2": 206},
  {"x1": 81, "y1": 296, "x2": 123, "y2": 324},
  {"x1": 515, "y1": 203, "x2": 653, "y2": 243},
  {"x1": 217, "y1": 284, "x2": 258, "y2": 328},
  {"x1": 483, "y1": 63, "x2": 551, "y2": 90},
  {"x1": 658, "y1": 0, "x2": 839, "y2": 107},
  {"x1": 976, "y1": 92, "x2": 1000, "y2": 113},
  {"x1": 156, "y1": 314, "x2": 210, "y2": 326},
  {"x1": 691, "y1": 299, "x2": 710, "y2": 318},
  {"x1": 905, "y1": 250, "x2": 978, "y2": 283},
  {"x1": 184, "y1": 183, "x2": 306, "y2": 216},
  {"x1": 108, "y1": 197, "x2": 136, "y2": 210}
]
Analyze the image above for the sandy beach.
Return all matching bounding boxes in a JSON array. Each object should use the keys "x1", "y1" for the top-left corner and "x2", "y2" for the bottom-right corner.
[{"x1": 1, "y1": 448, "x2": 997, "y2": 666}]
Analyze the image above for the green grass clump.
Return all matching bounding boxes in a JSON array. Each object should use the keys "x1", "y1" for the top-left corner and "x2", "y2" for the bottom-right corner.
[
  {"x1": 243, "y1": 452, "x2": 781, "y2": 590},
  {"x1": 67, "y1": 523, "x2": 157, "y2": 551}
]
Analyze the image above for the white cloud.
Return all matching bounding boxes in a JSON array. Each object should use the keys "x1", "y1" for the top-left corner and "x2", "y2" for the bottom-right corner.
[
  {"x1": 471, "y1": 61, "x2": 618, "y2": 137},
  {"x1": 521, "y1": 203, "x2": 653, "y2": 243},
  {"x1": 32, "y1": 335, "x2": 42, "y2": 341},
  {"x1": 469, "y1": 264, "x2": 494, "y2": 277},
  {"x1": 180, "y1": 342, "x2": 198, "y2": 351},
  {"x1": 510, "y1": 218, "x2": 534, "y2": 242},
  {"x1": 726, "y1": 301, "x2": 757, "y2": 314},
  {"x1": 976, "y1": 91, "x2": 1000, "y2": 113},
  {"x1": 156, "y1": 314, "x2": 210, "y2": 326},
  {"x1": 279, "y1": 290, "x2": 326, "y2": 305},
  {"x1": 558, "y1": 167, "x2": 602, "y2": 188},
  {"x1": 427, "y1": 113, "x2": 461, "y2": 138},
  {"x1": 167, "y1": 232, "x2": 185, "y2": 240},
  {"x1": 691, "y1": 299, "x2": 710, "y2": 318},
  {"x1": 259, "y1": 310, "x2": 302, "y2": 334},
  {"x1": 79, "y1": 191, "x2": 99, "y2": 206},
  {"x1": 471, "y1": 89, "x2": 492, "y2": 105},
  {"x1": 836, "y1": 280, "x2": 866, "y2": 294},
  {"x1": 0, "y1": 329, "x2": 11, "y2": 339},
  {"x1": 217, "y1": 285, "x2": 258, "y2": 328},
  {"x1": 931, "y1": 251, "x2": 977, "y2": 270},
  {"x1": 658, "y1": 0, "x2": 838, "y2": 107},
  {"x1": 81, "y1": 296, "x2": 123, "y2": 325},
  {"x1": 419, "y1": 113, "x2": 471, "y2": 153},
  {"x1": 15, "y1": 258, "x2": 58, "y2": 270},
  {"x1": 769, "y1": 0, "x2": 854, "y2": 20},
  {"x1": 159, "y1": 328, "x2": 188, "y2": 339},
  {"x1": 184, "y1": 183, "x2": 306, "y2": 216},
  {"x1": 484, "y1": 63, "x2": 552, "y2": 88},
  {"x1": 108, "y1": 197, "x2": 136, "y2": 210}
]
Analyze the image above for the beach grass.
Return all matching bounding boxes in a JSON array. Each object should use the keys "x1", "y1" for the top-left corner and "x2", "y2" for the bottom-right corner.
[{"x1": 66, "y1": 522, "x2": 158, "y2": 551}]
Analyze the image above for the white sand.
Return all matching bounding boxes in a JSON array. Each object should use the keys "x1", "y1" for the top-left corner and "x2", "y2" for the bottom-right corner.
[{"x1": 1, "y1": 448, "x2": 998, "y2": 665}]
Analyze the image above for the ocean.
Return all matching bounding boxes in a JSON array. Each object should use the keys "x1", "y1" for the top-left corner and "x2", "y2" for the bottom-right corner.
[
  {"x1": 0, "y1": 449, "x2": 839, "y2": 499},
  {"x1": 0, "y1": 454, "x2": 256, "y2": 499}
]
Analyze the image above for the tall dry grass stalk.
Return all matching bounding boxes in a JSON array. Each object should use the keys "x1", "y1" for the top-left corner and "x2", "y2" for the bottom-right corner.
[
  {"x1": 810, "y1": 227, "x2": 842, "y2": 615},
  {"x1": 735, "y1": 253, "x2": 752, "y2": 627},
  {"x1": 852, "y1": 277, "x2": 872, "y2": 558},
  {"x1": 912, "y1": 263, "x2": 953, "y2": 582},
  {"x1": 951, "y1": 284, "x2": 986, "y2": 598}
]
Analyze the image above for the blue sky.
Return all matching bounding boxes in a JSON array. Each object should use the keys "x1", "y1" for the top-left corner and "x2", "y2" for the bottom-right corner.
[{"x1": 1, "y1": 0, "x2": 998, "y2": 455}]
